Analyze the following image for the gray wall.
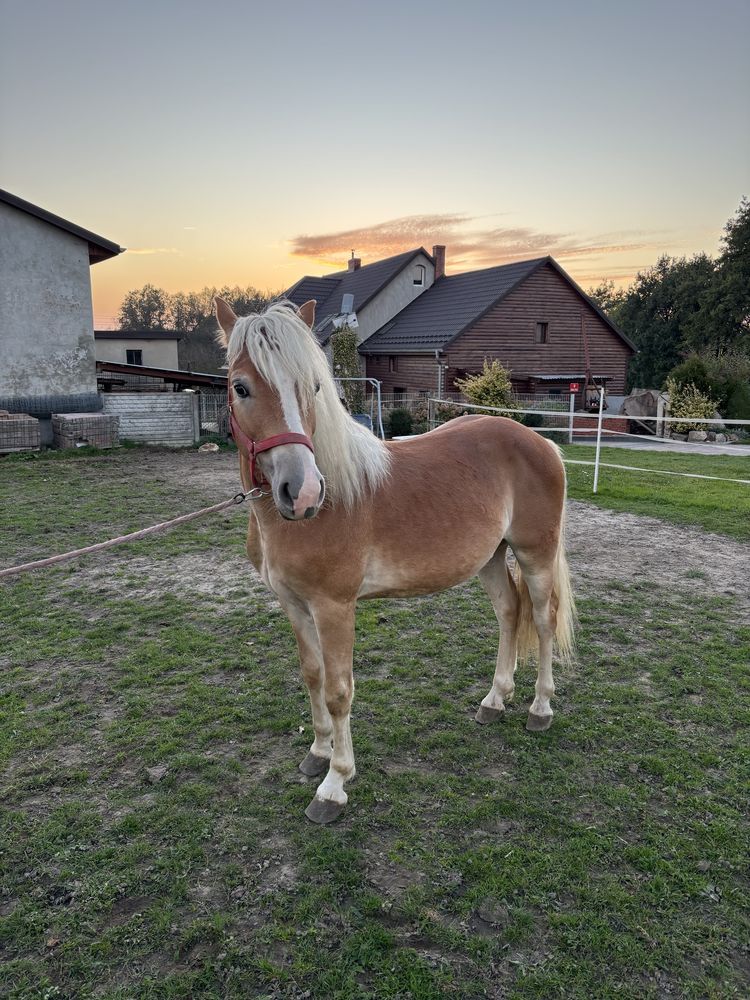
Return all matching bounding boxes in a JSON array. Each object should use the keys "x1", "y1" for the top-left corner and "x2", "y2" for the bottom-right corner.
[
  {"x1": 101, "y1": 392, "x2": 200, "y2": 446},
  {"x1": 357, "y1": 251, "x2": 435, "y2": 346},
  {"x1": 0, "y1": 202, "x2": 98, "y2": 400},
  {"x1": 95, "y1": 338, "x2": 180, "y2": 369}
]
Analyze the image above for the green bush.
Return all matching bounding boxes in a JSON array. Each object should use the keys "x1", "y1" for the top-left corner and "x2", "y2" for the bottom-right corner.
[
  {"x1": 725, "y1": 380, "x2": 750, "y2": 420},
  {"x1": 331, "y1": 324, "x2": 365, "y2": 414},
  {"x1": 667, "y1": 357, "x2": 711, "y2": 396},
  {"x1": 665, "y1": 378, "x2": 718, "y2": 432},
  {"x1": 667, "y1": 350, "x2": 750, "y2": 415},
  {"x1": 388, "y1": 408, "x2": 413, "y2": 436},
  {"x1": 455, "y1": 359, "x2": 519, "y2": 417},
  {"x1": 520, "y1": 411, "x2": 545, "y2": 428}
]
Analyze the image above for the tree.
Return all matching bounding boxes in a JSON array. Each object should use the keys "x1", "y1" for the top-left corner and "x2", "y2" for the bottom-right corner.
[
  {"x1": 115, "y1": 284, "x2": 278, "y2": 373},
  {"x1": 117, "y1": 284, "x2": 171, "y2": 330},
  {"x1": 586, "y1": 278, "x2": 626, "y2": 323},
  {"x1": 617, "y1": 254, "x2": 717, "y2": 388},
  {"x1": 698, "y1": 196, "x2": 750, "y2": 354}
]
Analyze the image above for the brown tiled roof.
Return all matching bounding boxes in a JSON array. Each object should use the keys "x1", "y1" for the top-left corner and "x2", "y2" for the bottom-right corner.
[
  {"x1": 285, "y1": 248, "x2": 432, "y2": 343},
  {"x1": 360, "y1": 257, "x2": 635, "y2": 354}
]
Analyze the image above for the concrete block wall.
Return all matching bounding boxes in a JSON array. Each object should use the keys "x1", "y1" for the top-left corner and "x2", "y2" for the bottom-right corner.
[{"x1": 101, "y1": 392, "x2": 200, "y2": 446}]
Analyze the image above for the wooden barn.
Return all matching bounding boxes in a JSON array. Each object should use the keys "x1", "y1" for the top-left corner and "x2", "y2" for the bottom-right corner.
[{"x1": 359, "y1": 255, "x2": 635, "y2": 400}]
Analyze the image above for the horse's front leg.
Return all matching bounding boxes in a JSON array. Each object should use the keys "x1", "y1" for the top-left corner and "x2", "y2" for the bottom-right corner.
[
  {"x1": 305, "y1": 598, "x2": 356, "y2": 825},
  {"x1": 276, "y1": 590, "x2": 333, "y2": 776}
]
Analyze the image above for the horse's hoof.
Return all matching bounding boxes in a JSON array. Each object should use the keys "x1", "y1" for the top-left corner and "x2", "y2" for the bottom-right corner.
[
  {"x1": 526, "y1": 712, "x2": 553, "y2": 732},
  {"x1": 305, "y1": 797, "x2": 345, "y2": 825},
  {"x1": 475, "y1": 705, "x2": 504, "y2": 725},
  {"x1": 298, "y1": 751, "x2": 330, "y2": 777}
]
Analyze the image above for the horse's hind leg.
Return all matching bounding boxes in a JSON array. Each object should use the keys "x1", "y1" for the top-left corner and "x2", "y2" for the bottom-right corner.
[
  {"x1": 514, "y1": 555, "x2": 557, "y2": 732},
  {"x1": 475, "y1": 542, "x2": 518, "y2": 725}
]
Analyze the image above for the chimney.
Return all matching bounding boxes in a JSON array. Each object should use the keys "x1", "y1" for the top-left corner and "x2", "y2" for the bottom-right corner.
[
  {"x1": 348, "y1": 250, "x2": 361, "y2": 272},
  {"x1": 433, "y1": 244, "x2": 446, "y2": 280}
]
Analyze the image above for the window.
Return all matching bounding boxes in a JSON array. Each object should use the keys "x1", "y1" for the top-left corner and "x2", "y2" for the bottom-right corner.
[
  {"x1": 413, "y1": 265, "x2": 426, "y2": 286},
  {"x1": 126, "y1": 349, "x2": 143, "y2": 365},
  {"x1": 389, "y1": 356, "x2": 398, "y2": 373},
  {"x1": 535, "y1": 322, "x2": 548, "y2": 344},
  {"x1": 394, "y1": 387, "x2": 406, "y2": 402}
]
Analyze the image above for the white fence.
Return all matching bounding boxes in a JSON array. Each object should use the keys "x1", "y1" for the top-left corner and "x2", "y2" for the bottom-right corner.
[{"x1": 427, "y1": 397, "x2": 750, "y2": 492}]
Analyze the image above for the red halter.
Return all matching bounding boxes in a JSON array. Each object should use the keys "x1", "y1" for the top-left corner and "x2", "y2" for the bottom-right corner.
[{"x1": 228, "y1": 392, "x2": 315, "y2": 490}]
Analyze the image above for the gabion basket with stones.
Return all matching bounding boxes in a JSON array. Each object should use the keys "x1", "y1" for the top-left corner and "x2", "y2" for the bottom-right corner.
[
  {"x1": 0, "y1": 411, "x2": 41, "y2": 453},
  {"x1": 51, "y1": 413, "x2": 120, "y2": 450}
]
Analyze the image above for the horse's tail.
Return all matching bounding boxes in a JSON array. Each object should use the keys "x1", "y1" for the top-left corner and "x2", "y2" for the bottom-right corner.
[{"x1": 513, "y1": 441, "x2": 576, "y2": 664}]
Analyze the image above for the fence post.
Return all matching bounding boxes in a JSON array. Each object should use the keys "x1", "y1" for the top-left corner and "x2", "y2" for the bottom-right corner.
[
  {"x1": 568, "y1": 392, "x2": 575, "y2": 444},
  {"x1": 592, "y1": 387, "x2": 605, "y2": 494},
  {"x1": 428, "y1": 397, "x2": 436, "y2": 431}
]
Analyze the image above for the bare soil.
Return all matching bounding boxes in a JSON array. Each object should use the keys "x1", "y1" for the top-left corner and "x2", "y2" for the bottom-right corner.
[{"x1": 64, "y1": 449, "x2": 750, "y2": 616}]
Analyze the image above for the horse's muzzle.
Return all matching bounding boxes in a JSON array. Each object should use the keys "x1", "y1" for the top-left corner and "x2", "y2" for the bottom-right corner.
[{"x1": 275, "y1": 474, "x2": 325, "y2": 521}]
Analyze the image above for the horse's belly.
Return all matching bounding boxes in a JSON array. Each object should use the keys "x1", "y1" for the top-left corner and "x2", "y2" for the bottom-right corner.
[{"x1": 357, "y1": 547, "x2": 493, "y2": 599}]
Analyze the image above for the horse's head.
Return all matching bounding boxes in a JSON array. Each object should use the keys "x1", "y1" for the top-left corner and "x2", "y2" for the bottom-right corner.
[{"x1": 215, "y1": 297, "x2": 326, "y2": 521}]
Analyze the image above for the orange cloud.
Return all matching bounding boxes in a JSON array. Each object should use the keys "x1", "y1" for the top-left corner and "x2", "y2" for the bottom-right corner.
[{"x1": 289, "y1": 214, "x2": 673, "y2": 273}]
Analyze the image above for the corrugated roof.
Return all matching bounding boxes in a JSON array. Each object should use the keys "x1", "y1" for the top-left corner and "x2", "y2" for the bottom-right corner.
[
  {"x1": 1, "y1": 189, "x2": 124, "y2": 264},
  {"x1": 285, "y1": 248, "x2": 431, "y2": 343},
  {"x1": 360, "y1": 258, "x2": 544, "y2": 353}
]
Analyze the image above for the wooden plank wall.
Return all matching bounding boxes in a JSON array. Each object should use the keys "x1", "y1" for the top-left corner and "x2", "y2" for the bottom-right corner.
[{"x1": 445, "y1": 262, "x2": 632, "y2": 393}]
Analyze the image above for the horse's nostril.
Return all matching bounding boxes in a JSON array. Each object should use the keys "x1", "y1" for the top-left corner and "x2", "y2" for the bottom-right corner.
[{"x1": 281, "y1": 481, "x2": 296, "y2": 506}]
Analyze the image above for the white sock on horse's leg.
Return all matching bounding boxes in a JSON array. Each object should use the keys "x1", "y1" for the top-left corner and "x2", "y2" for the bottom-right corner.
[{"x1": 477, "y1": 547, "x2": 518, "y2": 720}]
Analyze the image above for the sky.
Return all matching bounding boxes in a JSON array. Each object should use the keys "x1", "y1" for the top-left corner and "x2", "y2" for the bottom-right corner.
[{"x1": 1, "y1": 0, "x2": 748, "y2": 327}]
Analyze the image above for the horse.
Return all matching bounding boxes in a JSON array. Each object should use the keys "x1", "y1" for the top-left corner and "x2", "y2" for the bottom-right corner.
[{"x1": 214, "y1": 296, "x2": 575, "y2": 824}]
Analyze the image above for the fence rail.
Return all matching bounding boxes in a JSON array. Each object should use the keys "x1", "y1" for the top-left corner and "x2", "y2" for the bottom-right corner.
[{"x1": 426, "y1": 397, "x2": 750, "y2": 493}]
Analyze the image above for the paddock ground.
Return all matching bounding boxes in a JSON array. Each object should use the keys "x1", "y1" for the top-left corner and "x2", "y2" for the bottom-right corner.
[{"x1": 1, "y1": 447, "x2": 748, "y2": 999}]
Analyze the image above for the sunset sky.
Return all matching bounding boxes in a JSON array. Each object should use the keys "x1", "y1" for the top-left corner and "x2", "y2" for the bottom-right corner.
[{"x1": 2, "y1": 0, "x2": 748, "y2": 327}]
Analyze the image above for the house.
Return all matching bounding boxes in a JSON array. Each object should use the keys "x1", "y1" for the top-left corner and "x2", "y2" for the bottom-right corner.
[
  {"x1": 94, "y1": 330, "x2": 181, "y2": 370},
  {"x1": 0, "y1": 188, "x2": 124, "y2": 438},
  {"x1": 286, "y1": 247, "x2": 634, "y2": 402},
  {"x1": 360, "y1": 255, "x2": 635, "y2": 399},
  {"x1": 285, "y1": 246, "x2": 440, "y2": 346}
]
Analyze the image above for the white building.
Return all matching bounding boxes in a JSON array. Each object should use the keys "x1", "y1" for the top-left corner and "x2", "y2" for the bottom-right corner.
[{"x1": 0, "y1": 189, "x2": 123, "y2": 439}]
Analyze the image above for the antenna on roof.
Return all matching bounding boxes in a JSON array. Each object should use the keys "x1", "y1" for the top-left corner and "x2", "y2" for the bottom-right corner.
[{"x1": 351, "y1": 249, "x2": 355, "y2": 259}]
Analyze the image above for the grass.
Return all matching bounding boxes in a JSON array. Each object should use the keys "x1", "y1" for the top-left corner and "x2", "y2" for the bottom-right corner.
[
  {"x1": 560, "y1": 444, "x2": 750, "y2": 540},
  {"x1": 0, "y1": 448, "x2": 748, "y2": 999}
]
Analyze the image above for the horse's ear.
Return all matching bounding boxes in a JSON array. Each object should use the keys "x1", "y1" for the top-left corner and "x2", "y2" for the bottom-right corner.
[
  {"x1": 214, "y1": 296, "x2": 238, "y2": 346},
  {"x1": 297, "y1": 300, "x2": 316, "y2": 329}
]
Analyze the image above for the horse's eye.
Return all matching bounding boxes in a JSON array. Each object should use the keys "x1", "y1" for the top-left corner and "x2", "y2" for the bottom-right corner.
[
  {"x1": 315, "y1": 382, "x2": 321, "y2": 394},
  {"x1": 233, "y1": 383, "x2": 250, "y2": 399}
]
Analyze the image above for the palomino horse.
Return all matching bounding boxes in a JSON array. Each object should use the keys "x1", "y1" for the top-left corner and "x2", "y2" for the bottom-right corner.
[{"x1": 215, "y1": 297, "x2": 575, "y2": 824}]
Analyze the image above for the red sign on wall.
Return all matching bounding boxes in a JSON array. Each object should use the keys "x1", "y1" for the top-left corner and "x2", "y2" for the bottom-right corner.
[{"x1": 569, "y1": 382, "x2": 580, "y2": 392}]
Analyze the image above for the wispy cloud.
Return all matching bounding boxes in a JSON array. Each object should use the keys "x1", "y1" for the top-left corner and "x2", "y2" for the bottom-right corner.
[
  {"x1": 127, "y1": 247, "x2": 181, "y2": 255},
  {"x1": 289, "y1": 213, "x2": 674, "y2": 276}
]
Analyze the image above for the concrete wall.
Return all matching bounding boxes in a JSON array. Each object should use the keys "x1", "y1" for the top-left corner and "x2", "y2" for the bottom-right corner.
[
  {"x1": 101, "y1": 392, "x2": 200, "y2": 446},
  {"x1": 0, "y1": 201, "x2": 97, "y2": 400},
  {"x1": 357, "y1": 252, "x2": 435, "y2": 346},
  {"x1": 95, "y1": 338, "x2": 180, "y2": 368}
]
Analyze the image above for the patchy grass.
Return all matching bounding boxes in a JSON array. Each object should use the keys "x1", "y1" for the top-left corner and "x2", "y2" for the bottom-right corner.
[
  {"x1": 1, "y1": 449, "x2": 748, "y2": 999},
  {"x1": 561, "y1": 444, "x2": 750, "y2": 540}
]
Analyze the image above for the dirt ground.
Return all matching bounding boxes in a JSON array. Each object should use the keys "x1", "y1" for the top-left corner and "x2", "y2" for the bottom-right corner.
[{"x1": 63, "y1": 449, "x2": 750, "y2": 620}]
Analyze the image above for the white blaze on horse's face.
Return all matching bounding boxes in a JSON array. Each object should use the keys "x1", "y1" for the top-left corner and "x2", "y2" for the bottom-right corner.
[{"x1": 266, "y1": 368, "x2": 325, "y2": 520}]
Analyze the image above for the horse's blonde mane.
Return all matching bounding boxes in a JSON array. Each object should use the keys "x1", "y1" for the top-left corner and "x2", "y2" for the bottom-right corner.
[{"x1": 225, "y1": 300, "x2": 390, "y2": 509}]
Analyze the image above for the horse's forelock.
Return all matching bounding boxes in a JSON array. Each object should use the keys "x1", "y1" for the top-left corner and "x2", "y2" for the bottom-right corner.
[{"x1": 226, "y1": 299, "x2": 390, "y2": 508}]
